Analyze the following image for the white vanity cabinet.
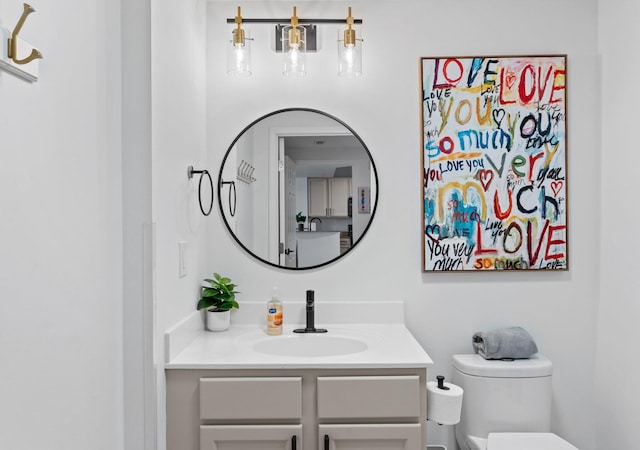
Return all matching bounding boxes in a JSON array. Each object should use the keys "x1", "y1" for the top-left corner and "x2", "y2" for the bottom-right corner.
[
  {"x1": 307, "y1": 177, "x2": 351, "y2": 217},
  {"x1": 166, "y1": 369, "x2": 427, "y2": 450}
]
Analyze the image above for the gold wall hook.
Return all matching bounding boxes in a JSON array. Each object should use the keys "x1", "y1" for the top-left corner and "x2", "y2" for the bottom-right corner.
[{"x1": 8, "y1": 3, "x2": 43, "y2": 65}]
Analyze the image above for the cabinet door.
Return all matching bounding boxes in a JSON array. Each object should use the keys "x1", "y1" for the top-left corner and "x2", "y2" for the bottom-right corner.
[
  {"x1": 328, "y1": 178, "x2": 351, "y2": 216},
  {"x1": 307, "y1": 178, "x2": 328, "y2": 216},
  {"x1": 319, "y1": 424, "x2": 421, "y2": 450},
  {"x1": 201, "y1": 425, "x2": 302, "y2": 450}
]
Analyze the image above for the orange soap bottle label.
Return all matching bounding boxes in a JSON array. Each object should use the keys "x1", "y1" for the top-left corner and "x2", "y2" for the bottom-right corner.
[{"x1": 267, "y1": 304, "x2": 283, "y2": 335}]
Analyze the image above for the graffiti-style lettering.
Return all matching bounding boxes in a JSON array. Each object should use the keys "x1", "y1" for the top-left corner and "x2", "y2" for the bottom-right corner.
[{"x1": 422, "y1": 56, "x2": 567, "y2": 271}]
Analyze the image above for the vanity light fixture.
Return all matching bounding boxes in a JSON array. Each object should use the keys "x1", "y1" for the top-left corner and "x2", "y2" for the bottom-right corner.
[
  {"x1": 281, "y1": 7, "x2": 306, "y2": 77},
  {"x1": 338, "y1": 7, "x2": 362, "y2": 77},
  {"x1": 226, "y1": 6, "x2": 251, "y2": 77},
  {"x1": 225, "y1": 6, "x2": 362, "y2": 78}
]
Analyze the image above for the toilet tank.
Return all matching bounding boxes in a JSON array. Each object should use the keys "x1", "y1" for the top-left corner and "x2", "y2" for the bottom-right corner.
[{"x1": 451, "y1": 354, "x2": 553, "y2": 449}]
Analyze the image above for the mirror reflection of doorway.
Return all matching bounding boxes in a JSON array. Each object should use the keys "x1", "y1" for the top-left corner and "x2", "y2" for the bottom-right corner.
[
  {"x1": 279, "y1": 134, "x2": 360, "y2": 268},
  {"x1": 218, "y1": 108, "x2": 378, "y2": 270}
]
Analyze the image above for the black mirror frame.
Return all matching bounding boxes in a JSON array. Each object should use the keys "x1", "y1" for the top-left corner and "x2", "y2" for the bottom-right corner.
[{"x1": 217, "y1": 107, "x2": 379, "y2": 270}]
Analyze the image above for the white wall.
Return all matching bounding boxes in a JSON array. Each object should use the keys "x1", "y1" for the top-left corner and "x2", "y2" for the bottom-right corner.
[
  {"x1": 596, "y1": 0, "x2": 640, "y2": 448},
  {"x1": 205, "y1": 1, "x2": 599, "y2": 449},
  {"x1": 0, "y1": 1, "x2": 123, "y2": 449},
  {"x1": 151, "y1": 0, "x2": 209, "y2": 448},
  {"x1": 152, "y1": 0, "x2": 208, "y2": 332}
]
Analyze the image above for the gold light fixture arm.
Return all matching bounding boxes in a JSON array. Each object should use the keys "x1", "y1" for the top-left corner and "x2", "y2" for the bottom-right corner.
[
  {"x1": 343, "y1": 7, "x2": 356, "y2": 47},
  {"x1": 8, "y1": 3, "x2": 43, "y2": 65},
  {"x1": 233, "y1": 6, "x2": 245, "y2": 46},
  {"x1": 289, "y1": 6, "x2": 301, "y2": 46}
]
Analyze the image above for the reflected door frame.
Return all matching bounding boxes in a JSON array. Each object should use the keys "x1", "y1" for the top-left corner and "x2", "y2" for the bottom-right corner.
[
  {"x1": 267, "y1": 125, "x2": 352, "y2": 265},
  {"x1": 279, "y1": 148, "x2": 297, "y2": 267}
]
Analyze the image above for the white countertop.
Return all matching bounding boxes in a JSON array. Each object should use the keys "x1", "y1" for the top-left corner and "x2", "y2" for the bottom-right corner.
[
  {"x1": 164, "y1": 301, "x2": 433, "y2": 370},
  {"x1": 165, "y1": 324, "x2": 432, "y2": 370}
]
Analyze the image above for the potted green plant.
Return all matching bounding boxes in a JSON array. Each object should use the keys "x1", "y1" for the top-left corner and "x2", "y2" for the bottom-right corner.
[
  {"x1": 296, "y1": 211, "x2": 306, "y2": 231},
  {"x1": 197, "y1": 273, "x2": 239, "y2": 332}
]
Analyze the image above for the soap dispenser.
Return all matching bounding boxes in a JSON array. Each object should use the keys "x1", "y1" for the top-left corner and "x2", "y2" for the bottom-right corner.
[{"x1": 267, "y1": 286, "x2": 283, "y2": 335}]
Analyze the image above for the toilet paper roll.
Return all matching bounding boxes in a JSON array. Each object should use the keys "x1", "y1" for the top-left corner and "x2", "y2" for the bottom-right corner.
[{"x1": 427, "y1": 380, "x2": 464, "y2": 425}]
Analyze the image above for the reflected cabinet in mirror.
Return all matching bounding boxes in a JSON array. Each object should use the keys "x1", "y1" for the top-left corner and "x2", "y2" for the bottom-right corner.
[{"x1": 218, "y1": 108, "x2": 378, "y2": 269}]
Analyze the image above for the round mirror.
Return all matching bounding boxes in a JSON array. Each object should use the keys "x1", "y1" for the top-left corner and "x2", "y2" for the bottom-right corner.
[{"x1": 218, "y1": 108, "x2": 378, "y2": 270}]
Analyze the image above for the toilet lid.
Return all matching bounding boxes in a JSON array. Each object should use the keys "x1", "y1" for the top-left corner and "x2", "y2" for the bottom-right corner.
[{"x1": 488, "y1": 433, "x2": 578, "y2": 450}]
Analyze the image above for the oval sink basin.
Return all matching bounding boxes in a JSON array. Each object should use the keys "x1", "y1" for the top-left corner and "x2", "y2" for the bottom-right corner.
[{"x1": 253, "y1": 335, "x2": 368, "y2": 357}]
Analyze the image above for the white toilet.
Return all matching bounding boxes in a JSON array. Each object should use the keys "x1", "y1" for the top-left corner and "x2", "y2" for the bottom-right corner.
[{"x1": 451, "y1": 354, "x2": 578, "y2": 450}]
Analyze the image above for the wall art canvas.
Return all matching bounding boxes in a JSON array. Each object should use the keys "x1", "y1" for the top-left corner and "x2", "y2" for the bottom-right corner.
[{"x1": 421, "y1": 55, "x2": 568, "y2": 271}]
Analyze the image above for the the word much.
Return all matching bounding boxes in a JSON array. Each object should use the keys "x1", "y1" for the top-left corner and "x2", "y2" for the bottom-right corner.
[
  {"x1": 474, "y1": 256, "x2": 529, "y2": 270},
  {"x1": 427, "y1": 239, "x2": 475, "y2": 271},
  {"x1": 493, "y1": 184, "x2": 562, "y2": 221},
  {"x1": 425, "y1": 128, "x2": 512, "y2": 158}
]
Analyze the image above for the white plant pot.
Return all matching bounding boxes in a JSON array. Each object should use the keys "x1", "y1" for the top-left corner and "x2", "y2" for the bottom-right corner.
[{"x1": 206, "y1": 309, "x2": 231, "y2": 332}]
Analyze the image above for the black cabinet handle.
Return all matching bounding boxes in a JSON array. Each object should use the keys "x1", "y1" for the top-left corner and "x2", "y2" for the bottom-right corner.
[
  {"x1": 291, "y1": 435, "x2": 296, "y2": 450},
  {"x1": 324, "y1": 434, "x2": 329, "y2": 450}
]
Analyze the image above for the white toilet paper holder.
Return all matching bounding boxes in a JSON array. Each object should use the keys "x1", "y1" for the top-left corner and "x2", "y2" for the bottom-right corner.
[{"x1": 427, "y1": 374, "x2": 464, "y2": 426}]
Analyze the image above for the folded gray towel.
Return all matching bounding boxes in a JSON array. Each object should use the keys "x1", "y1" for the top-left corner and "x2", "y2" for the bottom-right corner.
[{"x1": 472, "y1": 327, "x2": 538, "y2": 360}]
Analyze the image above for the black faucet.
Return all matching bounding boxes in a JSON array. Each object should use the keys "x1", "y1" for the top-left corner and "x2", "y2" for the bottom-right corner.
[{"x1": 294, "y1": 290, "x2": 327, "y2": 333}]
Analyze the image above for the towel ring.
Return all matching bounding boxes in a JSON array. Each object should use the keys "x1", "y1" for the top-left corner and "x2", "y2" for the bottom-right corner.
[
  {"x1": 220, "y1": 180, "x2": 237, "y2": 217},
  {"x1": 187, "y1": 166, "x2": 214, "y2": 216}
]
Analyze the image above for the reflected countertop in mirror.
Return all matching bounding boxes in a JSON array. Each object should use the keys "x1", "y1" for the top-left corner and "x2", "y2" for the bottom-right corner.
[{"x1": 217, "y1": 108, "x2": 378, "y2": 270}]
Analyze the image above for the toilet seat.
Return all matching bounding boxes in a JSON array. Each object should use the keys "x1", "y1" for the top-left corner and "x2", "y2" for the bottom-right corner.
[{"x1": 488, "y1": 432, "x2": 578, "y2": 450}]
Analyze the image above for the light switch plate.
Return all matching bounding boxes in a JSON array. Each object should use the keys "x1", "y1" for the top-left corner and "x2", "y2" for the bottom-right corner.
[{"x1": 178, "y1": 241, "x2": 188, "y2": 278}]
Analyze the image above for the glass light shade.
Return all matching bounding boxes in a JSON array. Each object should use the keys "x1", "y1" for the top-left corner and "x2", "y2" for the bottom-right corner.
[
  {"x1": 282, "y1": 25, "x2": 306, "y2": 77},
  {"x1": 338, "y1": 30, "x2": 362, "y2": 77},
  {"x1": 227, "y1": 28, "x2": 251, "y2": 77}
]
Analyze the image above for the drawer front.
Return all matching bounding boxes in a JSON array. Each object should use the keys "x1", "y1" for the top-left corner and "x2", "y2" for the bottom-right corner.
[
  {"x1": 200, "y1": 377, "x2": 302, "y2": 420},
  {"x1": 319, "y1": 424, "x2": 422, "y2": 450},
  {"x1": 317, "y1": 376, "x2": 420, "y2": 419},
  {"x1": 200, "y1": 425, "x2": 302, "y2": 450}
]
